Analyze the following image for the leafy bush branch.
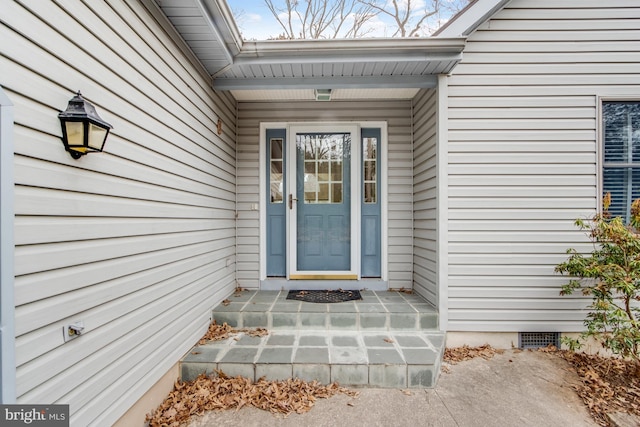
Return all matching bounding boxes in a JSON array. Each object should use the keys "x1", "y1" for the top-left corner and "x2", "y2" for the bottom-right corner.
[{"x1": 555, "y1": 195, "x2": 640, "y2": 363}]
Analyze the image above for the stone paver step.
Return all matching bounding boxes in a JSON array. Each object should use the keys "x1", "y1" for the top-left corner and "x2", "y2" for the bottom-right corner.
[
  {"x1": 212, "y1": 290, "x2": 438, "y2": 331},
  {"x1": 181, "y1": 290, "x2": 443, "y2": 388},
  {"x1": 181, "y1": 329, "x2": 444, "y2": 388}
]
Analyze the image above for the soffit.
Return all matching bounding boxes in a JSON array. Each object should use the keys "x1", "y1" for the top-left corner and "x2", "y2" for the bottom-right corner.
[
  {"x1": 215, "y1": 38, "x2": 465, "y2": 92},
  {"x1": 155, "y1": 0, "x2": 241, "y2": 73},
  {"x1": 231, "y1": 88, "x2": 421, "y2": 101},
  {"x1": 155, "y1": 0, "x2": 467, "y2": 100}
]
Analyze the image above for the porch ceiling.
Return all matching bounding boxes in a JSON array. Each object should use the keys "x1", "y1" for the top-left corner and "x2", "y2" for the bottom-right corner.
[{"x1": 155, "y1": 0, "x2": 466, "y2": 100}]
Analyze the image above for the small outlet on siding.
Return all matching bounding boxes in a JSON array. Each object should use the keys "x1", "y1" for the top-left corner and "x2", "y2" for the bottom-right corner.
[{"x1": 63, "y1": 321, "x2": 85, "y2": 343}]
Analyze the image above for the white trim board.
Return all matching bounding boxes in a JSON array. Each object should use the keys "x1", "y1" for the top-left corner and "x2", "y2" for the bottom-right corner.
[
  {"x1": 436, "y1": 75, "x2": 449, "y2": 332},
  {"x1": 434, "y1": 0, "x2": 511, "y2": 38},
  {"x1": 0, "y1": 86, "x2": 15, "y2": 403},
  {"x1": 259, "y1": 121, "x2": 388, "y2": 287}
]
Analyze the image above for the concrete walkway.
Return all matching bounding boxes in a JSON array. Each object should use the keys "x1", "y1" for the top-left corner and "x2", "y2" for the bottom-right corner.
[{"x1": 188, "y1": 348, "x2": 597, "y2": 426}]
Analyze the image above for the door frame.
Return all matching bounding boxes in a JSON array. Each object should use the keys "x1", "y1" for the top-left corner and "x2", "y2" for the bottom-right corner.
[{"x1": 259, "y1": 121, "x2": 388, "y2": 283}]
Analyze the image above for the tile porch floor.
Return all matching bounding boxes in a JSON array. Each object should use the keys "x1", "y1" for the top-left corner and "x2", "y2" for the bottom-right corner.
[{"x1": 181, "y1": 290, "x2": 444, "y2": 388}]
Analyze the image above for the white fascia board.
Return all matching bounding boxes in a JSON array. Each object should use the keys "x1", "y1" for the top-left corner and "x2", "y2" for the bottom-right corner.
[
  {"x1": 237, "y1": 38, "x2": 466, "y2": 62},
  {"x1": 214, "y1": 75, "x2": 439, "y2": 91},
  {"x1": 434, "y1": 0, "x2": 511, "y2": 38},
  {"x1": 197, "y1": 0, "x2": 243, "y2": 60},
  {"x1": 233, "y1": 51, "x2": 463, "y2": 66}
]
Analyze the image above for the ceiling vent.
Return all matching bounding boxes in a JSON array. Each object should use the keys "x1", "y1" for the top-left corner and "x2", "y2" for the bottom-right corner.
[{"x1": 314, "y1": 89, "x2": 332, "y2": 101}]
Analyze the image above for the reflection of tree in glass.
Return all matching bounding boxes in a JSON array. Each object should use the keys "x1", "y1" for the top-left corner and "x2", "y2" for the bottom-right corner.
[
  {"x1": 269, "y1": 138, "x2": 284, "y2": 203},
  {"x1": 296, "y1": 133, "x2": 350, "y2": 204},
  {"x1": 604, "y1": 102, "x2": 640, "y2": 162},
  {"x1": 363, "y1": 137, "x2": 377, "y2": 203}
]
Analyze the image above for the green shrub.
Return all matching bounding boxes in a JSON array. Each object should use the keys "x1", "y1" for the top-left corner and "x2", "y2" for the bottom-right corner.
[{"x1": 555, "y1": 195, "x2": 640, "y2": 363}]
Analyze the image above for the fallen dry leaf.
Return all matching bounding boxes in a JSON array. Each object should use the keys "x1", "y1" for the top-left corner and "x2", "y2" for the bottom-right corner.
[
  {"x1": 198, "y1": 322, "x2": 269, "y2": 345},
  {"x1": 539, "y1": 347, "x2": 640, "y2": 427},
  {"x1": 443, "y1": 344, "x2": 504, "y2": 364},
  {"x1": 443, "y1": 344, "x2": 640, "y2": 426},
  {"x1": 384, "y1": 338, "x2": 394, "y2": 344},
  {"x1": 401, "y1": 390, "x2": 412, "y2": 396},
  {"x1": 146, "y1": 373, "x2": 360, "y2": 426}
]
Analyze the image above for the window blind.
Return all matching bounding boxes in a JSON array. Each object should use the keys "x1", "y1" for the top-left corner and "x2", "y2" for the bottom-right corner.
[{"x1": 603, "y1": 102, "x2": 640, "y2": 221}]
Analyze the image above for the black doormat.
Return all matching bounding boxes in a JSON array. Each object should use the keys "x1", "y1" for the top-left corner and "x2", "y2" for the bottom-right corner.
[{"x1": 287, "y1": 290, "x2": 362, "y2": 304}]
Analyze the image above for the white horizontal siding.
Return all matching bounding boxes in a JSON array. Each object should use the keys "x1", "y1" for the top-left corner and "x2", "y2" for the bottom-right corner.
[
  {"x1": 411, "y1": 89, "x2": 438, "y2": 305},
  {"x1": 446, "y1": 0, "x2": 640, "y2": 332},
  {"x1": 236, "y1": 100, "x2": 412, "y2": 288},
  {"x1": 2, "y1": 0, "x2": 236, "y2": 425}
]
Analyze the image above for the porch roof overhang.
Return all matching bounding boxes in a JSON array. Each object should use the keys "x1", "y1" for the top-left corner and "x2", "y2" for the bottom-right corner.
[
  {"x1": 213, "y1": 38, "x2": 466, "y2": 91},
  {"x1": 154, "y1": 0, "x2": 467, "y2": 98}
]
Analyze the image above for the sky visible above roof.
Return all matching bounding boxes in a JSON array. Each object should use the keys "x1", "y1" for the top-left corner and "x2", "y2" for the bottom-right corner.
[{"x1": 226, "y1": 0, "x2": 466, "y2": 40}]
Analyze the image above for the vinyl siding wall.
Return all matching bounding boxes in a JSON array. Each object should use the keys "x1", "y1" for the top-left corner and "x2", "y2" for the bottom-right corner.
[
  {"x1": 446, "y1": 0, "x2": 640, "y2": 331},
  {"x1": 412, "y1": 89, "x2": 438, "y2": 306},
  {"x1": 236, "y1": 100, "x2": 413, "y2": 288},
  {"x1": 1, "y1": 1, "x2": 236, "y2": 425}
]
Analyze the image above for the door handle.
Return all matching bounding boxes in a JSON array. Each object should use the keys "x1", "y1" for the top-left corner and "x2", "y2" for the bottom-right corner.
[{"x1": 289, "y1": 194, "x2": 297, "y2": 209}]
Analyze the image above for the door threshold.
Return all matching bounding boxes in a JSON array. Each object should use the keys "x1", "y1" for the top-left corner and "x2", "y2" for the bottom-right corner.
[
  {"x1": 289, "y1": 274, "x2": 358, "y2": 280},
  {"x1": 260, "y1": 278, "x2": 387, "y2": 291}
]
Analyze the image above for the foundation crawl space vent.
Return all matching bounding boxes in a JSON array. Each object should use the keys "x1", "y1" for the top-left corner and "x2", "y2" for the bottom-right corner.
[{"x1": 518, "y1": 332, "x2": 560, "y2": 349}]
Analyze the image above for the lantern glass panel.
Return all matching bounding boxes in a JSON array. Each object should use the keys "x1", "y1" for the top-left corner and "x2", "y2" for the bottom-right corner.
[
  {"x1": 64, "y1": 121, "x2": 85, "y2": 150},
  {"x1": 88, "y1": 123, "x2": 108, "y2": 150}
]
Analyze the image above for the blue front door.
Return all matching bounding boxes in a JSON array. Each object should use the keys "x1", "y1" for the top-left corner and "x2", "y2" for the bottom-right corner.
[{"x1": 295, "y1": 132, "x2": 351, "y2": 271}]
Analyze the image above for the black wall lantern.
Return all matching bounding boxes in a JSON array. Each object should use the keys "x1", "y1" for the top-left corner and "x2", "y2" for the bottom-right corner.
[{"x1": 58, "y1": 91, "x2": 112, "y2": 159}]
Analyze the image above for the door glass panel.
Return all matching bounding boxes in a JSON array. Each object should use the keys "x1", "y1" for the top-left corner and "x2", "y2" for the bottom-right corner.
[
  {"x1": 270, "y1": 138, "x2": 284, "y2": 203},
  {"x1": 331, "y1": 161, "x2": 342, "y2": 180},
  {"x1": 363, "y1": 137, "x2": 378, "y2": 204},
  {"x1": 299, "y1": 134, "x2": 345, "y2": 204},
  {"x1": 271, "y1": 138, "x2": 283, "y2": 159},
  {"x1": 331, "y1": 183, "x2": 343, "y2": 203},
  {"x1": 318, "y1": 183, "x2": 329, "y2": 202}
]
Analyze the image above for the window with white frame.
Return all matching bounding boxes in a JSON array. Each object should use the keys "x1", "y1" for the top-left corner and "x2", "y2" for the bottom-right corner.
[{"x1": 602, "y1": 101, "x2": 640, "y2": 221}]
